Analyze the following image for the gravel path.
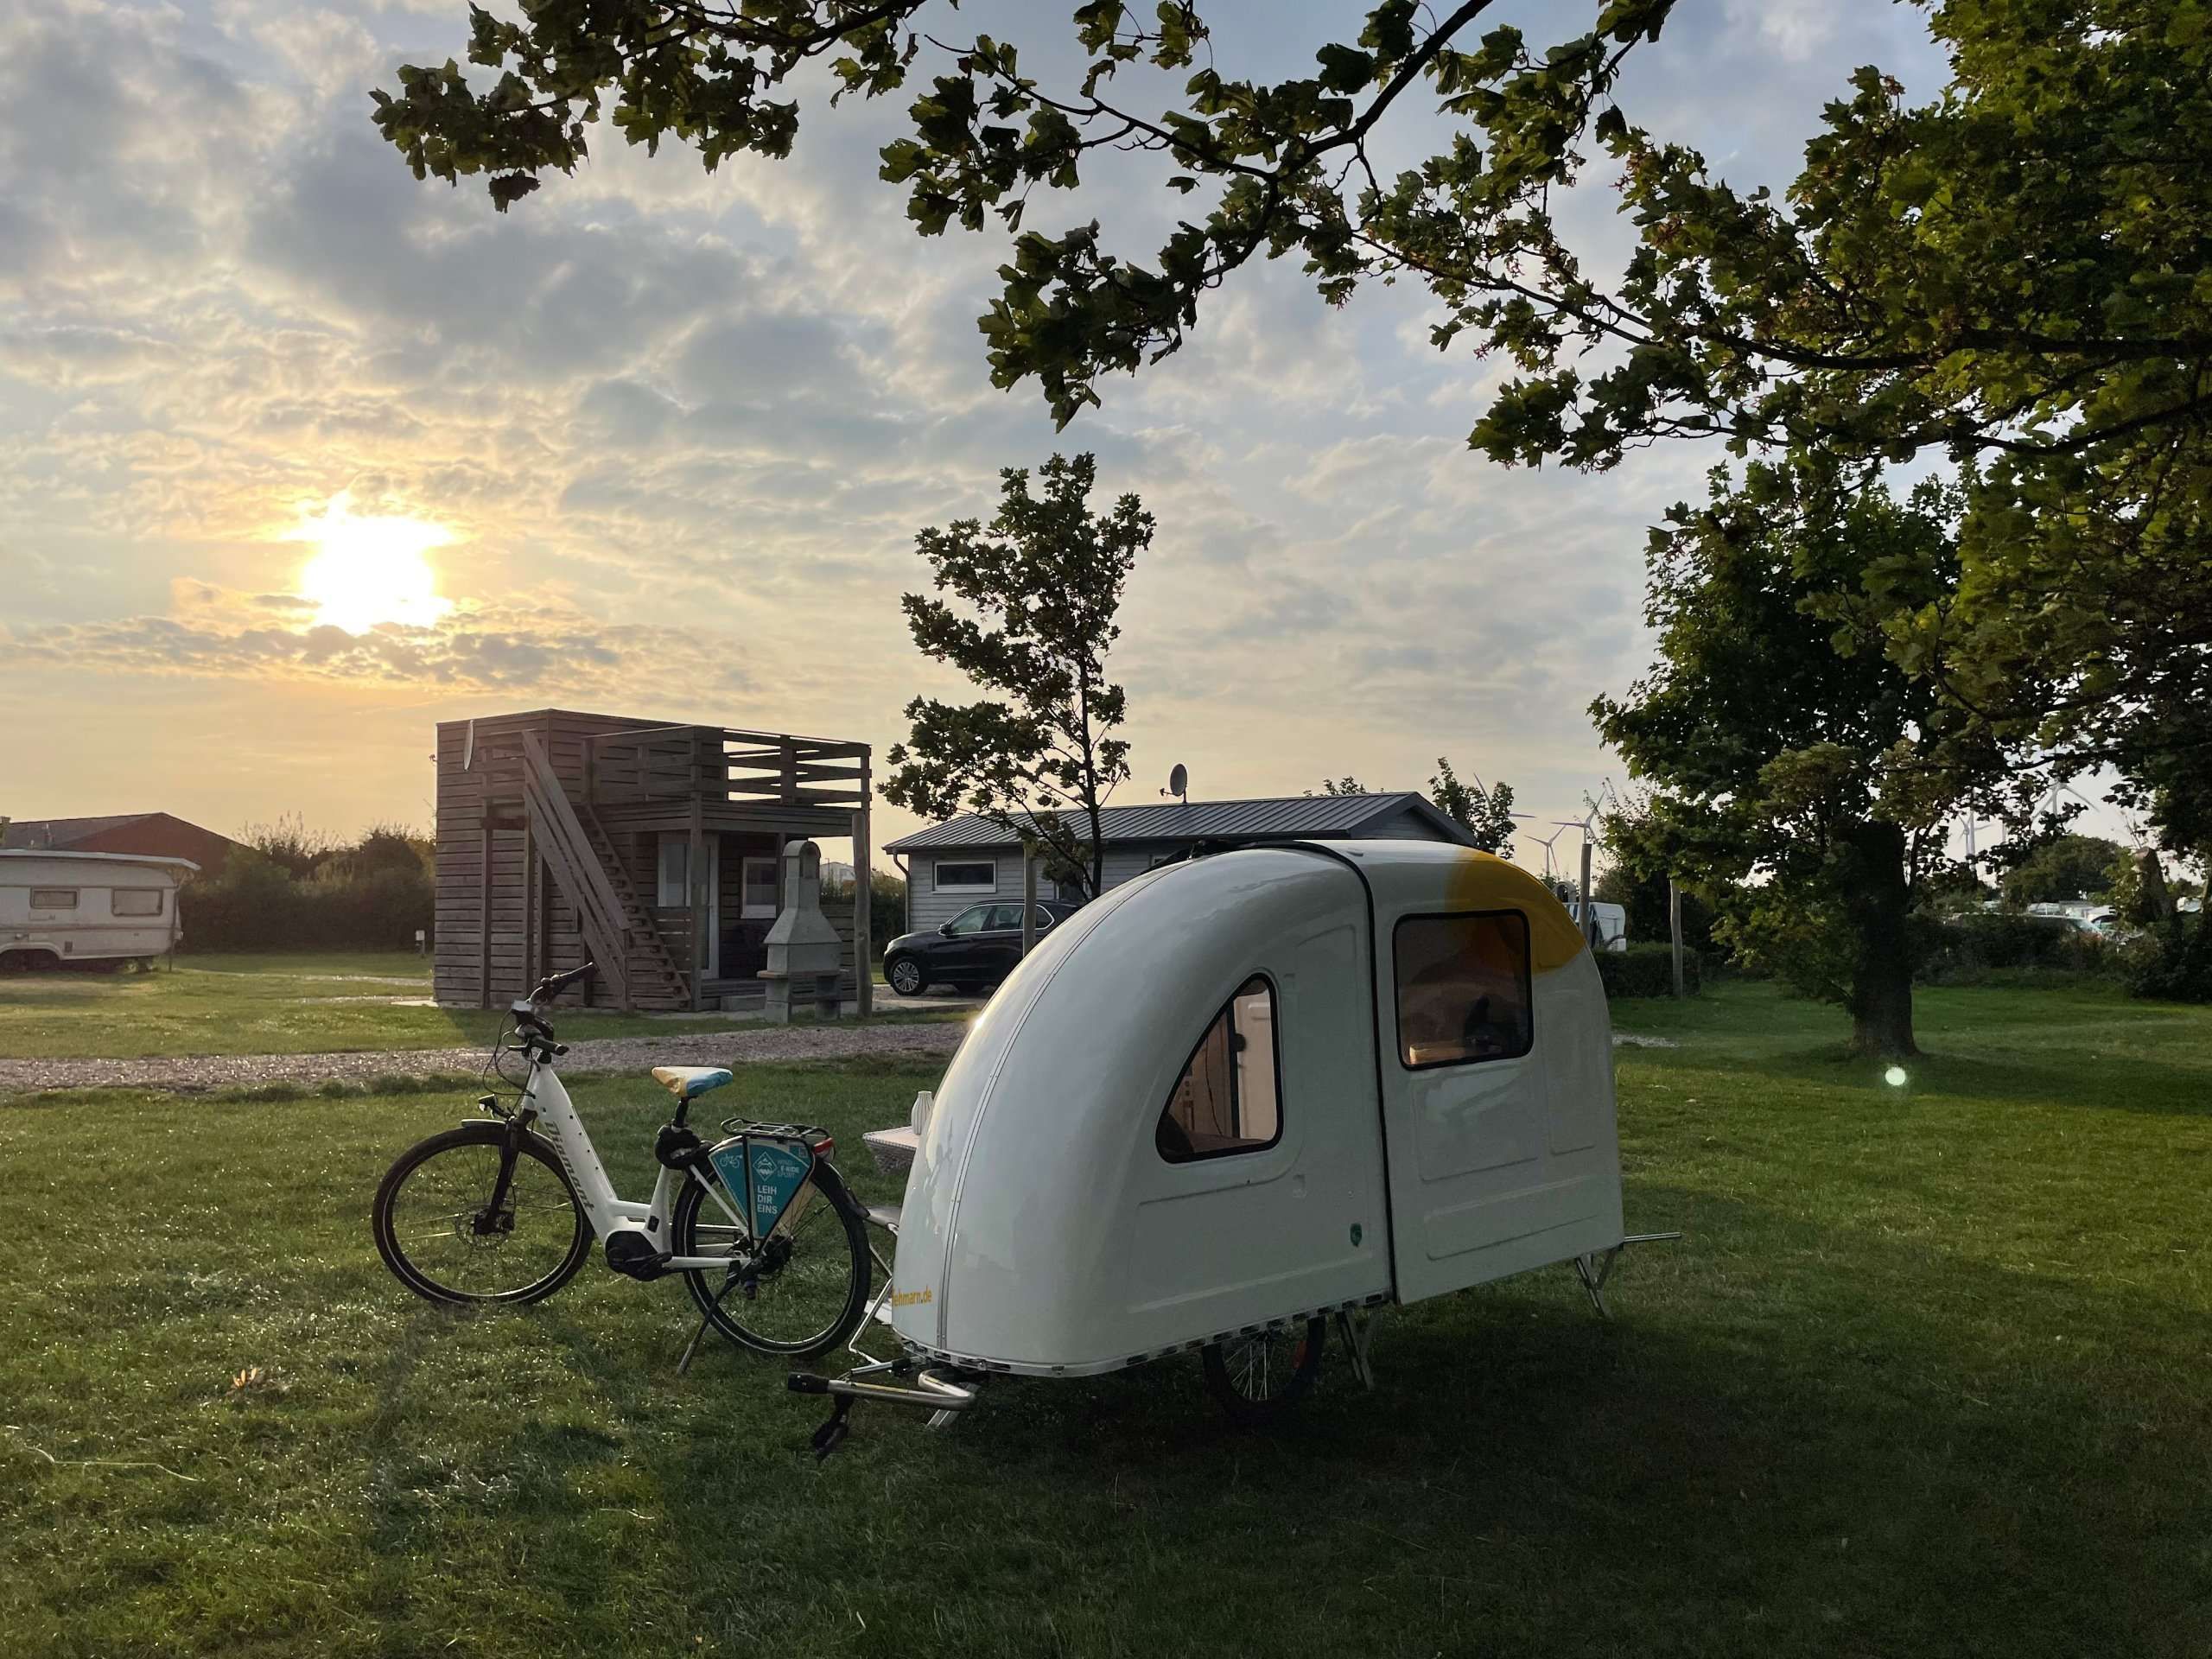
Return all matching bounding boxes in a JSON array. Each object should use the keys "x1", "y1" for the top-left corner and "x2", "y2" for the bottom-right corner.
[
  {"x1": 3, "y1": 1020, "x2": 1669, "y2": 1097},
  {"x1": 0, "y1": 1020, "x2": 970, "y2": 1096}
]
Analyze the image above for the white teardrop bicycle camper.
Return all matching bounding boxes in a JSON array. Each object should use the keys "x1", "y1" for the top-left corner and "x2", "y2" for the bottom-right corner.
[{"x1": 793, "y1": 839, "x2": 1674, "y2": 1442}]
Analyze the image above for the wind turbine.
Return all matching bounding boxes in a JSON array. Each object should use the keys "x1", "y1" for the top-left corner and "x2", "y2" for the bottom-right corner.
[
  {"x1": 1557, "y1": 813, "x2": 1606, "y2": 940},
  {"x1": 1529, "y1": 823, "x2": 1570, "y2": 883}
]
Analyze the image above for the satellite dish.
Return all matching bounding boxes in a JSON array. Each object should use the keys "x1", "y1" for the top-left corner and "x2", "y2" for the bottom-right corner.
[{"x1": 1164, "y1": 763, "x2": 1189, "y2": 804}]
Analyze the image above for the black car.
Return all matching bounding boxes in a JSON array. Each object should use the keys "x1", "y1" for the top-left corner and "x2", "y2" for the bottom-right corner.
[{"x1": 882, "y1": 899, "x2": 1082, "y2": 996}]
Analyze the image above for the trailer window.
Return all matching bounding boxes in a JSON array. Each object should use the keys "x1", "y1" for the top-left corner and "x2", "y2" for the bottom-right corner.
[
  {"x1": 29, "y1": 889, "x2": 77, "y2": 910},
  {"x1": 1157, "y1": 976, "x2": 1281, "y2": 1163},
  {"x1": 1394, "y1": 912, "x2": 1534, "y2": 1069},
  {"x1": 112, "y1": 889, "x2": 165, "y2": 917}
]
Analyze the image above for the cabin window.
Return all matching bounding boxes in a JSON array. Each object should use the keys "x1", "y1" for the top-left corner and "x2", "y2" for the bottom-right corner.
[
  {"x1": 29, "y1": 888, "x2": 77, "y2": 910},
  {"x1": 1156, "y1": 976, "x2": 1281, "y2": 1163},
  {"x1": 111, "y1": 889, "x2": 164, "y2": 917},
  {"x1": 1393, "y1": 912, "x2": 1535, "y2": 1069},
  {"x1": 741, "y1": 856, "x2": 779, "y2": 919},
  {"x1": 933, "y1": 858, "x2": 997, "y2": 892}
]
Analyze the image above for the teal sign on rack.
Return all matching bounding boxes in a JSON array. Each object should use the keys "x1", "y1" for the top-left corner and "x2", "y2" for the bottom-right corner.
[{"x1": 710, "y1": 1138, "x2": 814, "y2": 1238}]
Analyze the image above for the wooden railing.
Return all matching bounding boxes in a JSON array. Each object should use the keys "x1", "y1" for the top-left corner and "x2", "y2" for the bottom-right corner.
[
  {"x1": 587, "y1": 725, "x2": 868, "y2": 810},
  {"x1": 518, "y1": 729, "x2": 632, "y2": 1007}
]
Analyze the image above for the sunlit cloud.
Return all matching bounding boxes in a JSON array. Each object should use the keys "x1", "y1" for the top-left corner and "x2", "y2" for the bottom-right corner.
[
  {"x1": 3, "y1": 581, "x2": 751, "y2": 702},
  {"x1": 284, "y1": 490, "x2": 454, "y2": 633},
  {"x1": 4, "y1": 0, "x2": 2031, "y2": 847}
]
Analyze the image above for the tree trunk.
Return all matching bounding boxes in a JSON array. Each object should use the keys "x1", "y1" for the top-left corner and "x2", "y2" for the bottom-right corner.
[
  {"x1": 1838, "y1": 818, "x2": 1919, "y2": 1058},
  {"x1": 1087, "y1": 802, "x2": 1104, "y2": 901},
  {"x1": 2139, "y1": 849, "x2": 2174, "y2": 925}
]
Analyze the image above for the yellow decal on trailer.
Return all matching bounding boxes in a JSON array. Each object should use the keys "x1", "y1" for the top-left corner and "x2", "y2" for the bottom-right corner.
[{"x1": 1443, "y1": 849, "x2": 1588, "y2": 975}]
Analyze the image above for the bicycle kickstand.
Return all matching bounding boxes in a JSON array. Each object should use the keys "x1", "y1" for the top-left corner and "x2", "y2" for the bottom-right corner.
[{"x1": 676, "y1": 1304, "x2": 716, "y2": 1376}]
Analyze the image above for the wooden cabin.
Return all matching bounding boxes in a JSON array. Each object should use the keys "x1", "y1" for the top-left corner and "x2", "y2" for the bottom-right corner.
[{"x1": 433, "y1": 709, "x2": 873, "y2": 1014}]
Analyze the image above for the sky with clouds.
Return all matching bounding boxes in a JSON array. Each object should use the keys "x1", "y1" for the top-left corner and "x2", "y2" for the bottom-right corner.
[{"x1": 10, "y1": 0, "x2": 2101, "y2": 865}]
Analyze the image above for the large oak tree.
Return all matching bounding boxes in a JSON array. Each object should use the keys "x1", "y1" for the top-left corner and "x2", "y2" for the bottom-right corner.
[
  {"x1": 1597, "y1": 469, "x2": 2001, "y2": 1057},
  {"x1": 372, "y1": 0, "x2": 2212, "y2": 937}
]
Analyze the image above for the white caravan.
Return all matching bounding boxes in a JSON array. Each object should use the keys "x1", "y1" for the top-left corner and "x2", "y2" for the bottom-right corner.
[
  {"x1": 0, "y1": 849, "x2": 197, "y2": 970},
  {"x1": 1567, "y1": 898, "x2": 1630, "y2": 951}
]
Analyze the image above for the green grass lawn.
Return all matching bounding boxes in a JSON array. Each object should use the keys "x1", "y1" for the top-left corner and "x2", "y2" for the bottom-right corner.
[
  {"x1": 3, "y1": 982, "x2": 2208, "y2": 1658},
  {"x1": 0, "y1": 952, "x2": 934, "y2": 1059}
]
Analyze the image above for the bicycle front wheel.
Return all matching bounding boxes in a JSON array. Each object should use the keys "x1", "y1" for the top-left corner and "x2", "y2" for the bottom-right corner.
[
  {"x1": 671, "y1": 1164, "x2": 870, "y2": 1357},
  {"x1": 372, "y1": 1122, "x2": 591, "y2": 1305}
]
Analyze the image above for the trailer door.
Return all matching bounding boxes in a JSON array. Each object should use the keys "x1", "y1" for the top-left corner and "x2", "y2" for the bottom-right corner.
[{"x1": 1378, "y1": 904, "x2": 1617, "y2": 1301}]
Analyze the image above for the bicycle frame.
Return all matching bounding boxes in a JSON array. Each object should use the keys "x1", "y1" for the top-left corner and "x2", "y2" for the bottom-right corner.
[{"x1": 519, "y1": 1050, "x2": 752, "y2": 1273}]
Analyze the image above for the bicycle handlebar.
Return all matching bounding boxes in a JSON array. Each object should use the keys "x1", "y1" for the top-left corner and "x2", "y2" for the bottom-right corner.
[{"x1": 526, "y1": 959, "x2": 596, "y2": 1004}]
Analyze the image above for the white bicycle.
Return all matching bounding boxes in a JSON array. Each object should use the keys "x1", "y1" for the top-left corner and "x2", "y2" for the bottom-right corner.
[{"x1": 370, "y1": 961, "x2": 874, "y2": 1359}]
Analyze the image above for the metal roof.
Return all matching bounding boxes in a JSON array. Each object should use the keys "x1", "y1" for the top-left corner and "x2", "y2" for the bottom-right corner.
[
  {"x1": 0, "y1": 814, "x2": 155, "y2": 850},
  {"x1": 0, "y1": 849, "x2": 202, "y2": 871},
  {"x1": 884, "y1": 793, "x2": 1471, "y2": 854}
]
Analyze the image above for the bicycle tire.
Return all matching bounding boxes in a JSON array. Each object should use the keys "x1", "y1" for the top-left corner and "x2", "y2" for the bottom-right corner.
[
  {"x1": 372, "y1": 1122, "x2": 592, "y2": 1306},
  {"x1": 671, "y1": 1162, "x2": 871, "y2": 1358}
]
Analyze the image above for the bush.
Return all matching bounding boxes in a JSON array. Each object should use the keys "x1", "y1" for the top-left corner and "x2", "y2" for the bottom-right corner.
[
  {"x1": 2126, "y1": 913, "x2": 2212, "y2": 1003},
  {"x1": 1917, "y1": 912, "x2": 2117, "y2": 984},
  {"x1": 1596, "y1": 941, "x2": 1700, "y2": 999}
]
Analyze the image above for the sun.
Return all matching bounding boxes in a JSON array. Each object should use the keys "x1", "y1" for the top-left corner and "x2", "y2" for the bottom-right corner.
[{"x1": 289, "y1": 491, "x2": 455, "y2": 632}]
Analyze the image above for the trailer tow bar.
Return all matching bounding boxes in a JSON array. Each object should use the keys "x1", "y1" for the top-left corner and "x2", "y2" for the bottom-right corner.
[{"x1": 788, "y1": 1360, "x2": 981, "y2": 1460}]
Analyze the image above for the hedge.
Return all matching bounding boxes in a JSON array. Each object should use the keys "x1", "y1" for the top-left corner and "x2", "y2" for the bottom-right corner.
[
  {"x1": 2126, "y1": 914, "x2": 2212, "y2": 1003},
  {"x1": 1596, "y1": 941, "x2": 1700, "y2": 999},
  {"x1": 180, "y1": 855, "x2": 434, "y2": 952},
  {"x1": 1916, "y1": 912, "x2": 2116, "y2": 982}
]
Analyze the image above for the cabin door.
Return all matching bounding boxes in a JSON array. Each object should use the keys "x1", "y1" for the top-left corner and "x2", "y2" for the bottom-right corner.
[
  {"x1": 657, "y1": 834, "x2": 719, "y2": 978},
  {"x1": 1375, "y1": 902, "x2": 1616, "y2": 1301},
  {"x1": 1128, "y1": 913, "x2": 1392, "y2": 1329}
]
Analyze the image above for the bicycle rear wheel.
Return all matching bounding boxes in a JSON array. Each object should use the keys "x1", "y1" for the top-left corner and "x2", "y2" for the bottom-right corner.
[
  {"x1": 372, "y1": 1122, "x2": 591, "y2": 1305},
  {"x1": 671, "y1": 1164, "x2": 870, "y2": 1357}
]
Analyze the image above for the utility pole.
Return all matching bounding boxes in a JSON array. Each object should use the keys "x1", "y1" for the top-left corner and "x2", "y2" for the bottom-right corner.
[
  {"x1": 1668, "y1": 879, "x2": 1686, "y2": 998},
  {"x1": 1021, "y1": 853, "x2": 1038, "y2": 957},
  {"x1": 1578, "y1": 836, "x2": 1595, "y2": 949}
]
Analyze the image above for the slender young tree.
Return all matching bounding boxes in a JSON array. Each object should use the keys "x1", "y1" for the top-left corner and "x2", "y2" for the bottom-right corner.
[
  {"x1": 1315, "y1": 759, "x2": 1516, "y2": 855},
  {"x1": 1426, "y1": 759, "x2": 1515, "y2": 855},
  {"x1": 882, "y1": 453, "x2": 1150, "y2": 899}
]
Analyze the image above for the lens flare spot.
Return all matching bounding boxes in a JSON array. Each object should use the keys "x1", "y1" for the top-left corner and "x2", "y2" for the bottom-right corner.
[
  {"x1": 1883, "y1": 1065, "x2": 1909, "y2": 1088},
  {"x1": 288, "y1": 491, "x2": 454, "y2": 633}
]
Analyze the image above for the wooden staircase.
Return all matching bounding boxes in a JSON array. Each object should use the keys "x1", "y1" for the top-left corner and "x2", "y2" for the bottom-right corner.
[
  {"x1": 516, "y1": 730, "x2": 691, "y2": 1011},
  {"x1": 577, "y1": 803, "x2": 691, "y2": 1010}
]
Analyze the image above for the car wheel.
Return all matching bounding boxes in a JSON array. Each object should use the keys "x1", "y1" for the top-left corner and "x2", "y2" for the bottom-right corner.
[{"x1": 886, "y1": 957, "x2": 926, "y2": 997}]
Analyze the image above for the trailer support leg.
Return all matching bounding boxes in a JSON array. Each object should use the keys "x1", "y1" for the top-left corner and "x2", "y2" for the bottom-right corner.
[
  {"x1": 1574, "y1": 1231, "x2": 1684, "y2": 1319},
  {"x1": 1333, "y1": 1310, "x2": 1376, "y2": 1391},
  {"x1": 1573, "y1": 1248, "x2": 1623, "y2": 1319}
]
